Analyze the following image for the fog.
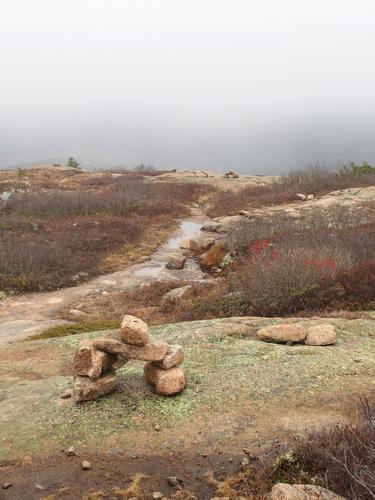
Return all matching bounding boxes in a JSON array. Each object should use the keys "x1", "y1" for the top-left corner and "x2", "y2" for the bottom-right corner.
[{"x1": 1, "y1": 0, "x2": 375, "y2": 173}]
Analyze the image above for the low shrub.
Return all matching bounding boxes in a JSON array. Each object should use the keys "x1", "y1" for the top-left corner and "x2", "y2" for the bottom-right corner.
[
  {"x1": 216, "y1": 399, "x2": 375, "y2": 499},
  {"x1": 208, "y1": 164, "x2": 375, "y2": 217}
]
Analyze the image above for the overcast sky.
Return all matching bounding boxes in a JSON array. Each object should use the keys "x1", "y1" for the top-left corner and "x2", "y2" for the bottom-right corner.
[{"x1": 1, "y1": 0, "x2": 375, "y2": 173}]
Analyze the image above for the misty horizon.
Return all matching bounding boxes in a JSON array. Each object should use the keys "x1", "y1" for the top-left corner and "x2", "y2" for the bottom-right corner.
[{"x1": 2, "y1": 1, "x2": 375, "y2": 174}]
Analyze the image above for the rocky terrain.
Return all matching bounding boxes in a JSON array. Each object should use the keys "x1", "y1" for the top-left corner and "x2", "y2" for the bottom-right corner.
[{"x1": 0, "y1": 165, "x2": 374, "y2": 498}]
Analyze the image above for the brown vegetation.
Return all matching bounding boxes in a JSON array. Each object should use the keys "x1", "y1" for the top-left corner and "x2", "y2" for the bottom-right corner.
[
  {"x1": 208, "y1": 164, "x2": 375, "y2": 217},
  {"x1": 219, "y1": 399, "x2": 375, "y2": 499},
  {"x1": 0, "y1": 173, "x2": 209, "y2": 293},
  {"x1": 193, "y1": 205, "x2": 375, "y2": 318}
]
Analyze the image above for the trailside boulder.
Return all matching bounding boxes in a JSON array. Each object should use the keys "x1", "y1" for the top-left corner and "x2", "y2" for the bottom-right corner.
[
  {"x1": 73, "y1": 372, "x2": 118, "y2": 403},
  {"x1": 304, "y1": 324, "x2": 337, "y2": 346},
  {"x1": 257, "y1": 324, "x2": 307, "y2": 344},
  {"x1": 144, "y1": 363, "x2": 187, "y2": 396},
  {"x1": 120, "y1": 315, "x2": 149, "y2": 346},
  {"x1": 73, "y1": 339, "x2": 117, "y2": 379},
  {"x1": 153, "y1": 344, "x2": 184, "y2": 370},
  {"x1": 161, "y1": 285, "x2": 193, "y2": 306},
  {"x1": 270, "y1": 483, "x2": 344, "y2": 499},
  {"x1": 166, "y1": 254, "x2": 186, "y2": 270}
]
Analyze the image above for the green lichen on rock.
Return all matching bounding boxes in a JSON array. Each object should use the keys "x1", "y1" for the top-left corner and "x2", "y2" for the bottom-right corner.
[{"x1": 0, "y1": 316, "x2": 374, "y2": 460}]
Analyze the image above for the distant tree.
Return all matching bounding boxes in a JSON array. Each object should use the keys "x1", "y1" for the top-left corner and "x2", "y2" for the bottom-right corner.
[{"x1": 67, "y1": 157, "x2": 80, "y2": 169}]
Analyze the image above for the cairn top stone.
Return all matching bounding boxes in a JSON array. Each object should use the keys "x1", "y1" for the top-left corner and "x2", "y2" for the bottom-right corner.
[{"x1": 120, "y1": 315, "x2": 149, "y2": 346}]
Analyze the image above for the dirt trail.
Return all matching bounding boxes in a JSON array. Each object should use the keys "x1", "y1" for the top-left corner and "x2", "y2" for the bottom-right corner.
[{"x1": 0, "y1": 208, "x2": 211, "y2": 343}]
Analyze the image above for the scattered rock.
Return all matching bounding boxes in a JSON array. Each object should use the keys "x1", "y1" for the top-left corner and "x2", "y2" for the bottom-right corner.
[
  {"x1": 73, "y1": 371, "x2": 118, "y2": 403},
  {"x1": 304, "y1": 324, "x2": 337, "y2": 346},
  {"x1": 60, "y1": 389, "x2": 73, "y2": 399},
  {"x1": 154, "y1": 424, "x2": 161, "y2": 431},
  {"x1": 241, "y1": 457, "x2": 250, "y2": 466},
  {"x1": 307, "y1": 194, "x2": 314, "y2": 200},
  {"x1": 35, "y1": 484, "x2": 45, "y2": 491},
  {"x1": 73, "y1": 339, "x2": 117, "y2": 379},
  {"x1": 167, "y1": 476, "x2": 180, "y2": 487},
  {"x1": 154, "y1": 344, "x2": 184, "y2": 370},
  {"x1": 144, "y1": 363, "x2": 187, "y2": 396},
  {"x1": 239, "y1": 210, "x2": 251, "y2": 216},
  {"x1": 161, "y1": 285, "x2": 193, "y2": 306},
  {"x1": 189, "y1": 237, "x2": 215, "y2": 253},
  {"x1": 257, "y1": 324, "x2": 307, "y2": 344},
  {"x1": 68, "y1": 309, "x2": 90, "y2": 320},
  {"x1": 2, "y1": 482, "x2": 12, "y2": 489},
  {"x1": 224, "y1": 170, "x2": 239, "y2": 179},
  {"x1": 81, "y1": 460, "x2": 91, "y2": 470},
  {"x1": 296, "y1": 193, "x2": 307, "y2": 201},
  {"x1": 270, "y1": 483, "x2": 344, "y2": 499},
  {"x1": 120, "y1": 315, "x2": 149, "y2": 346},
  {"x1": 152, "y1": 492, "x2": 164, "y2": 499},
  {"x1": 166, "y1": 253, "x2": 186, "y2": 270},
  {"x1": 66, "y1": 446, "x2": 77, "y2": 456}
]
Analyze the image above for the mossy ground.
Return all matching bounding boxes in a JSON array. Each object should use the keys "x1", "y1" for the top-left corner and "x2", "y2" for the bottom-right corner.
[{"x1": 0, "y1": 316, "x2": 374, "y2": 462}]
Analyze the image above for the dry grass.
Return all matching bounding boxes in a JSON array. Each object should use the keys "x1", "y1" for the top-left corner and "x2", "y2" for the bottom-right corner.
[
  {"x1": 207, "y1": 399, "x2": 375, "y2": 499},
  {"x1": 0, "y1": 172, "x2": 211, "y2": 293},
  {"x1": 208, "y1": 164, "x2": 375, "y2": 217}
]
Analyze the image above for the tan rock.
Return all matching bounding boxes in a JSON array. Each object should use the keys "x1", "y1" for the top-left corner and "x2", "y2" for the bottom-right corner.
[
  {"x1": 73, "y1": 372, "x2": 118, "y2": 403},
  {"x1": 270, "y1": 483, "x2": 344, "y2": 499},
  {"x1": 166, "y1": 253, "x2": 186, "y2": 270},
  {"x1": 120, "y1": 315, "x2": 149, "y2": 346},
  {"x1": 161, "y1": 285, "x2": 193, "y2": 306},
  {"x1": 73, "y1": 339, "x2": 117, "y2": 379},
  {"x1": 93, "y1": 337, "x2": 169, "y2": 361},
  {"x1": 257, "y1": 324, "x2": 307, "y2": 344},
  {"x1": 304, "y1": 324, "x2": 337, "y2": 346},
  {"x1": 144, "y1": 363, "x2": 187, "y2": 395},
  {"x1": 190, "y1": 238, "x2": 215, "y2": 253},
  {"x1": 154, "y1": 344, "x2": 184, "y2": 369}
]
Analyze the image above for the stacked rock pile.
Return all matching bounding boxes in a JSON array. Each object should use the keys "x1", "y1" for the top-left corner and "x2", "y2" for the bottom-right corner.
[{"x1": 72, "y1": 315, "x2": 186, "y2": 403}]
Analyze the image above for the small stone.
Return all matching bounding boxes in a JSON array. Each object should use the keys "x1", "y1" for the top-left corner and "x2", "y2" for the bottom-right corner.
[
  {"x1": 120, "y1": 315, "x2": 149, "y2": 346},
  {"x1": 60, "y1": 389, "x2": 73, "y2": 399},
  {"x1": 68, "y1": 309, "x2": 90, "y2": 320},
  {"x1": 152, "y1": 492, "x2": 164, "y2": 500},
  {"x1": 296, "y1": 193, "x2": 307, "y2": 201},
  {"x1": 81, "y1": 460, "x2": 91, "y2": 470},
  {"x1": 166, "y1": 253, "x2": 186, "y2": 270},
  {"x1": 66, "y1": 446, "x2": 77, "y2": 456},
  {"x1": 241, "y1": 457, "x2": 250, "y2": 466},
  {"x1": 161, "y1": 286, "x2": 193, "y2": 306},
  {"x1": 144, "y1": 363, "x2": 187, "y2": 396},
  {"x1": 35, "y1": 484, "x2": 45, "y2": 491},
  {"x1": 2, "y1": 482, "x2": 12, "y2": 489},
  {"x1": 153, "y1": 344, "x2": 184, "y2": 370},
  {"x1": 154, "y1": 424, "x2": 161, "y2": 431},
  {"x1": 167, "y1": 476, "x2": 180, "y2": 487},
  {"x1": 257, "y1": 324, "x2": 307, "y2": 344}
]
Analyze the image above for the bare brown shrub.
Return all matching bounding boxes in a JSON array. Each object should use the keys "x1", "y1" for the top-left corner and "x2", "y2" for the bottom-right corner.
[
  {"x1": 214, "y1": 399, "x2": 375, "y2": 499},
  {"x1": 208, "y1": 165, "x2": 375, "y2": 217}
]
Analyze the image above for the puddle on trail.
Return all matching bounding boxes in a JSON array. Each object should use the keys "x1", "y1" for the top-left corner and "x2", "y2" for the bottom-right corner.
[{"x1": 133, "y1": 219, "x2": 205, "y2": 280}]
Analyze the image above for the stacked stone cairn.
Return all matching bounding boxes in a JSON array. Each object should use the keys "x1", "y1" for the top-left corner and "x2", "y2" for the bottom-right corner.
[{"x1": 72, "y1": 315, "x2": 186, "y2": 403}]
